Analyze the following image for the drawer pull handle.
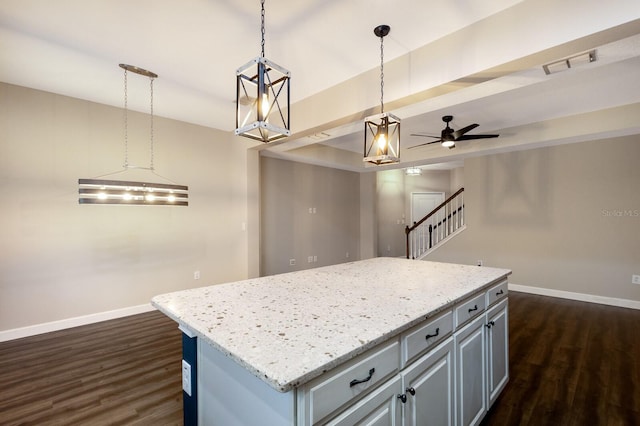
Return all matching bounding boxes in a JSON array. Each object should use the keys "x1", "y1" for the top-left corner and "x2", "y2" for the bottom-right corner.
[
  {"x1": 349, "y1": 368, "x2": 375, "y2": 387},
  {"x1": 496, "y1": 289, "x2": 504, "y2": 296},
  {"x1": 468, "y1": 304, "x2": 478, "y2": 313},
  {"x1": 425, "y1": 328, "x2": 440, "y2": 340}
]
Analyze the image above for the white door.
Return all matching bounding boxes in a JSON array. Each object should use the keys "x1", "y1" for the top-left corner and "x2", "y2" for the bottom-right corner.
[
  {"x1": 410, "y1": 192, "x2": 445, "y2": 255},
  {"x1": 411, "y1": 192, "x2": 445, "y2": 225}
]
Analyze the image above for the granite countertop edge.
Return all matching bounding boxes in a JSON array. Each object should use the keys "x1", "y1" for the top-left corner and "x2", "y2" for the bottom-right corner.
[{"x1": 151, "y1": 260, "x2": 511, "y2": 393}]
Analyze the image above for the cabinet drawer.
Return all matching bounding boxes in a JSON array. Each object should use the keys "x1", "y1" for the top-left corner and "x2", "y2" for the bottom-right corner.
[
  {"x1": 302, "y1": 340, "x2": 400, "y2": 425},
  {"x1": 454, "y1": 293, "x2": 486, "y2": 329},
  {"x1": 486, "y1": 280, "x2": 508, "y2": 307},
  {"x1": 401, "y1": 310, "x2": 453, "y2": 367}
]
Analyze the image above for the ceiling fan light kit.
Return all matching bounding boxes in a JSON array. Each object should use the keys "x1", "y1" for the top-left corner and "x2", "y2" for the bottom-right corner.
[
  {"x1": 409, "y1": 115, "x2": 499, "y2": 150},
  {"x1": 364, "y1": 24, "x2": 401, "y2": 165}
]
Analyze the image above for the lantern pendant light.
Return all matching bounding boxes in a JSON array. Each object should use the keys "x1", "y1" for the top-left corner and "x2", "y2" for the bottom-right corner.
[
  {"x1": 364, "y1": 25, "x2": 400, "y2": 165},
  {"x1": 235, "y1": 0, "x2": 291, "y2": 143}
]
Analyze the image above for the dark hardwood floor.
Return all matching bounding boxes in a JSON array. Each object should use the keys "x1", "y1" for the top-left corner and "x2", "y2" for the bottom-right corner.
[
  {"x1": 483, "y1": 292, "x2": 640, "y2": 426},
  {"x1": 0, "y1": 311, "x2": 183, "y2": 425},
  {"x1": 1, "y1": 292, "x2": 638, "y2": 425}
]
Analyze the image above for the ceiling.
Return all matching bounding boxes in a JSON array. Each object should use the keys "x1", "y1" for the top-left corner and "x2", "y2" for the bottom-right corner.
[{"x1": 2, "y1": 1, "x2": 640, "y2": 173}]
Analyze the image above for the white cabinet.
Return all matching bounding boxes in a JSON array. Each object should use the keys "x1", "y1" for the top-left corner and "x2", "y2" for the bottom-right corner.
[
  {"x1": 486, "y1": 299, "x2": 508, "y2": 408},
  {"x1": 455, "y1": 314, "x2": 487, "y2": 426},
  {"x1": 455, "y1": 284, "x2": 509, "y2": 426},
  {"x1": 326, "y1": 376, "x2": 402, "y2": 426},
  {"x1": 401, "y1": 337, "x2": 455, "y2": 426}
]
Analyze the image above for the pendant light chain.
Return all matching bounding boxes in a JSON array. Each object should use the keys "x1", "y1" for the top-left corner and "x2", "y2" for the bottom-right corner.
[
  {"x1": 260, "y1": 0, "x2": 266, "y2": 58},
  {"x1": 379, "y1": 33, "x2": 385, "y2": 114},
  {"x1": 149, "y1": 76, "x2": 155, "y2": 171},
  {"x1": 123, "y1": 68, "x2": 129, "y2": 168}
]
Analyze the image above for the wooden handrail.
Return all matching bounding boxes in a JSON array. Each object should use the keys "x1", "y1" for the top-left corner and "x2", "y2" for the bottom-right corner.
[
  {"x1": 405, "y1": 187, "x2": 464, "y2": 233},
  {"x1": 405, "y1": 187, "x2": 464, "y2": 259}
]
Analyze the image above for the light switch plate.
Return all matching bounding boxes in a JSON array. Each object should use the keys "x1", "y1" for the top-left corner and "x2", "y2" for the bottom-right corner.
[{"x1": 182, "y1": 360, "x2": 192, "y2": 396}]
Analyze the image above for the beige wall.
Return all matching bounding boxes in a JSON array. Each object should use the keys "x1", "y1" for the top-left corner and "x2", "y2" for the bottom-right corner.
[
  {"x1": 427, "y1": 136, "x2": 640, "y2": 302},
  {"x1": 0, "y1": 83, "x2": 250, "y2": 331},
  {"x1": 260, "y1": 156, "x2": 362, "y2": 276}
]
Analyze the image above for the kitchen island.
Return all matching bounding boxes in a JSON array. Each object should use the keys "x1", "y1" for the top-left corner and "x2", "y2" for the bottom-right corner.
[{"x1": 152, "y1": 257, "x2": 511, "y2": 426}]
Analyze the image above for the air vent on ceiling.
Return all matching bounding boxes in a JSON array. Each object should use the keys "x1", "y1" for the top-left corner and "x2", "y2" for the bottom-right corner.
[
  {"x1": 308, "y1": 132, "x2": 331, "y2": 140},
  {"x1": 542, "y1": 49, "x2": 597, "y2": 75}
]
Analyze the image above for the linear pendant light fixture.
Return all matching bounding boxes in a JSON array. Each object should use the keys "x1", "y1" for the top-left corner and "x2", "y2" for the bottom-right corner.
[
  {"x1": 364, "y1": 24, "x2": 400, "y2": 165},
  {"x1": 235, "y1": 0, "x2": 291, "y2": 143},
  {"x1": 78, "y1": 64, "x2": 188, "y2": 206}
]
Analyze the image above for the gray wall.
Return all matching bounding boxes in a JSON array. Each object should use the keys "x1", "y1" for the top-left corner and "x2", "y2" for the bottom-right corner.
[
  {"x1": 0, "y1": 83, "x2": 250, "y2": 332},
  {"x1": 260, "y1": 156, "x2": 361, "y2": 276},
  {"x1": 427, "y1": 135, "x2": 640, "y2": 302}
]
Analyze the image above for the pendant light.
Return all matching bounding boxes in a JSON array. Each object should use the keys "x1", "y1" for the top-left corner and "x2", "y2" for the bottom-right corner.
[
  {"x1": 364, "y1": 25, "x2": 400, "y2": 165},
  {"x1": 235, "y1": 0, "x2": 291, "y2": 143},
  {"x1": 78, "y1": 64, "x2": 188, "y2": 206}
]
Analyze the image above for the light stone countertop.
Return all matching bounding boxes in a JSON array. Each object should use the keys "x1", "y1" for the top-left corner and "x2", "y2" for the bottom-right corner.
[{"x1": 151, "y1": 258, "x2": 511, "y2": 392}]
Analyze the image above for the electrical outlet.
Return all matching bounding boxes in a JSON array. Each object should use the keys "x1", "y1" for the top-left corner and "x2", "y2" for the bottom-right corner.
[
  {"x1": 193, "y1": 270, "x2": 200, "y2": 280},
  {"x1": 308, "y1": 256, "x2": 313, "y2": 263},
  {"x1": 289, "y1": 259, "x2": 296, "y2": 266},
  {"x1": 313, "y1": 255, "x2": 317, "y2": 262},
  {"x1": 633, "y1": 275, "x2": 640, "y2": 285},
  {"x1": 182, "y1": 360, "x2": 192, "y2": 396},
  {"x1": 346, "y1": 252, "x2": 350, "y2": 258}
]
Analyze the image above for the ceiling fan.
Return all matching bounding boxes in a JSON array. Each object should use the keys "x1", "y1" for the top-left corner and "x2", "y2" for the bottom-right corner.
[{"x1": 409, "y1": 115, "x2": 499, "y2": 149}]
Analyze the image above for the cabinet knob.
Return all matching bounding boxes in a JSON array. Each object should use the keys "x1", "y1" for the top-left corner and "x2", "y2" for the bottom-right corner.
[
  {"x1": 406, "y1": 387, "x2": 416, "y2": 396},
  {"x1": 486, "y1": 320, "x2": 495, "y2": 329},
  {"x1": 397, "y1": 393, "x2": 407, "y2": 403}
]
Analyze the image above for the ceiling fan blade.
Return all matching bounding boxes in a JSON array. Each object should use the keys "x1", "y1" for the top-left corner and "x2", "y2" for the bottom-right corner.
[
  {"x1": 452, "y1": 123, "x2": 479, "y2": 140},
  {"x1": 456, "y1": 134, "x2": 499, "y2": 141},
  {"x1": 407, "y1": 139, "x2": 443, "y2": 149},
  {"x1": 410, "y1": 133, "x2": 440, "y2": 138}
]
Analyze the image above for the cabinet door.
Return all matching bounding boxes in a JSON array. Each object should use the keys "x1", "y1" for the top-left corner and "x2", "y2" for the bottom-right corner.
[
  {"x1": 455, "y1": 315, "x2": 486, "y2": 426},
  {"x1": 326, "y1": 376, "x2": 402, "y2": 426},
  {"x1": 486, "y1": 299, "x2": 509, "y2": 408},
  {"x1": 402, "y1": 337, "x2": 454, "y2": 426}
]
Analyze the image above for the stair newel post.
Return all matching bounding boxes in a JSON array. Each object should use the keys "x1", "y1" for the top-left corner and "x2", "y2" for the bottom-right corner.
[{"x1": 405, "y1": 225, "x2": 410, "y2": 259}]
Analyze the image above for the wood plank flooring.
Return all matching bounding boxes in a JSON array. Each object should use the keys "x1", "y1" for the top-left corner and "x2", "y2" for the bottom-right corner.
[
  {"x1": 0, "y1": 292, "x2": 638, "y2": 425},
  {"x1": 482, "y1": 292, "x2": 640, "y2": 426},
  {"x1": 0, "y1": 311, "x2": 183, "y2": 425}
]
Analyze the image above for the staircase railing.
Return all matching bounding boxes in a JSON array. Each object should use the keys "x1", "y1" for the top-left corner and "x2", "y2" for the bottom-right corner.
[{"x1": 405, "y1": 187, "x2": 465, "y2": 259}]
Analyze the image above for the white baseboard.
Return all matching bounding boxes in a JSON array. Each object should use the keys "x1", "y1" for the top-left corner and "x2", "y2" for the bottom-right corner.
[
  {"x1": 509, "y1": 283, "x2": 640, "y2": 310},
  {"x1": 0, "y1": 303, "x2": 156, "y2": 342}
]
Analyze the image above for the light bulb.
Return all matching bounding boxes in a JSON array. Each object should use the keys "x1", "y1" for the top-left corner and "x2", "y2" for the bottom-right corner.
[
  {"x1": 98, "y1": 192, "x2": 107, "y2": 200},
  {"x1": 145, "y1": 193, "x2": 155, "y2": 202},
  {"x1": 168, "y1": 194, "x2": 176, "y2": 203},
  {"x1": 123, "y1": 192, "x2": 132, "y2": 201},
  {"x1": 260, "y1": 93, "x2": 270, "y2": 118}
]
